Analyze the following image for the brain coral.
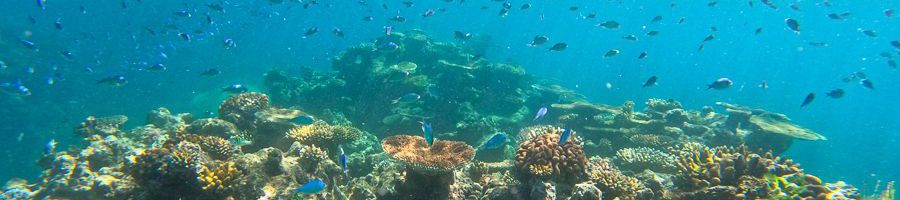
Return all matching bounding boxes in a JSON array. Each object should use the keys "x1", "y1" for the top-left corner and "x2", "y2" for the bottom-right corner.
[
  {"x1": 381, "y1": 135, "x2": 475, "y2": 175},
  {"x1": 218, "y1": 92, "x2": 269, "y2": 128},
  {"x1": 615, "y1": 147, "x2": 677, "y2": 174},
  {"x1": 514, "y1": 126, "x2": 588, "y2": 183}
]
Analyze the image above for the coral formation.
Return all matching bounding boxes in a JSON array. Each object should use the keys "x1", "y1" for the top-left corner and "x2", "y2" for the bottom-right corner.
[
  {"x1": 614, "y1": 147, "x2": 677, "y2": 174},
  {"x1": 514, "y1": 126, "x2": 588, "y2": 184},
  {"x1": 381, "y1": 135, "x2": 475, "y2": 175},
  {"x1": 587, "y1": 157, "x2": 651, "y2": 199},
  {"x1": 218, "y1": 92, "x2": 269, "y2": 129},
  {"x1": 287, "y1": 120, "x2": 363, "y2": 152}
]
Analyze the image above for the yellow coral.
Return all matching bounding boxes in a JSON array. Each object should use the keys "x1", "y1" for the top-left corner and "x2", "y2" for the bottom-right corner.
[
  {"x1": 528, "y1": 164, "x2": 553, "y2": 177},
  {"x1": 198, "y1": 161, "x2": 239, "y2": 193},
  {"x1": 287, "y1": 120, "x2": 362, "y2": 149}
]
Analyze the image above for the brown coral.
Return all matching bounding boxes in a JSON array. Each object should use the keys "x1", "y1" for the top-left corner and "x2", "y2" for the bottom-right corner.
[
  {"x1": 287, "y1": 120, "x2": 363, "y2": 151},
  {"x1": 514, "y1": 126, "x2": 588, "y2": 183},
  {"x1": 179, "y1": 134, "x2": 234, "y2": 160},
  {"x1": 381, "y1": 135, "x2": 475, "y2": 175},
  {"x1": 218, "y1": 92, "x2": 269, "y2": 129},
  {"x1": 588, "y1": 157, "x2": 650, "y2": 199}
]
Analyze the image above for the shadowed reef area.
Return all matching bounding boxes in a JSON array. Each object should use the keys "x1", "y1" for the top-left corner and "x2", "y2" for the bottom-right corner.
[{"x1": 3, "y1": 31, "x2": 893, "y2": 200}]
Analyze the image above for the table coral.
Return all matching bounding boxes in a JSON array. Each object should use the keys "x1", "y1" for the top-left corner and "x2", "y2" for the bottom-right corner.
[{"x1": 381, "y1": 135, "x2": 475, "y2": 175}]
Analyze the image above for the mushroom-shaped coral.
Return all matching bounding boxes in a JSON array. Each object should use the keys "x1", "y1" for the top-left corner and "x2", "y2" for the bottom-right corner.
[
  {"x1": 514, "y1": 126, "x2": 588, "y2": 184},
  {"x1": 218, "y1": 92, "x2": 269, "y2": 129},
  {"x1": 381, "y1": 135, "x2": 475, "y2": 175},
  {"x1": 287, "y1": 120, "x2": 363, "y2": 151}
]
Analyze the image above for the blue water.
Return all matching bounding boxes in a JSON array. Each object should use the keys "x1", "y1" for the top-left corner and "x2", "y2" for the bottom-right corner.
[{"x1": 1, "y1": 0, "x2": 898, "y2": 191}]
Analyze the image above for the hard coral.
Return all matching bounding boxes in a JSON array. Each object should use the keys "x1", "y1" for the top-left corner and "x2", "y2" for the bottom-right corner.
[
  {"x1": 588, "y1": 157, "x2": 650, "y2": 199},
  {"x1": 76, "y1": 115, "x2": 128, "y2": 137},
  {"x1": 179, "y1": 134, "x2": 234, "y2": 160},
  {"x1": 615, "y1": 147, "x2": 677, "y2": 174},
  {"x1": 514, "y1": 126, "x2": 588, "y2": 184},
  {"x1": 286, "y1": 120, "x2": 363, "y2": 151},
  {"x1": 219, "y1": 92, "x2": 269, "y2": 129},
  {"x1": 197, "y1": 161, "x2": 240, "y2": 195},
  {"x1": 672, "y1": 144, "x2": 804, "y2": 199},
  {"x1": 381, "y1": 135, "x2": 475, "y2": 175}
]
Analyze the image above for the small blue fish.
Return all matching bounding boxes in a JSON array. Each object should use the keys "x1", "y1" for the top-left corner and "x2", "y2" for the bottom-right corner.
[
  {"x1": 533, "y1": 106, "x2": 548, "y2": 121},
  {"x1": 19, "y1": 39, "x2": 37, "y2": 50},
  {"x1": 421, "y1": 121, "x2": 433, "y2": 146},
  {"x1": 222, "y1": 84, "x2": 248, "y2": 93},
  {"x1": 481, "y1": 132, "x2": 508, "y2": 150},
  {"x1": 339, "y1": 146, "x2": 348, "y2": 175},
  {"x1": 293, "y1": 115, "x2": 315, "y2": 125},
  {"x1": 379, "y1": 42, "x2": 400, "y2": 52},
  {"x1": 146, "y1": 63, "x2": 167, "y2": 71},
  {"x1": 558, "y1": 129, "x2": 571, "y2": 145},
  {"x1": 96, "y1": 75, "x2": 127, "y2": 86},
  {"x1": 392, "y1": 93, "x2": 420, "y2": 104},
  {"x1": 37, "y1": 0, "x2": 46, "y2": 10},
  {"x1": 294, "y1": 179, "x2": 326, "y2": 195}
]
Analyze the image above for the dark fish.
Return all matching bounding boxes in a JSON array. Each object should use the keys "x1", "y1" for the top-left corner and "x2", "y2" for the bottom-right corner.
[
  {"x1": 702, "y1": 34, "x2": 715, "y2": 42},
  {"x1": 422, "y1": 9, "x2": 435, "y2": 18},
  {"x1": 60, "y1": 50, "x2": 74, "y2": 59},
  {"x1": 498, "y1": 8, "x2": 509, "y2": 17},
  {"x1": 332, "y1": 27, "x2": 344, "y2": 38},
  {"x1": 206, "y1": 4, "x2": 225, "y2": 13},
  {"x1": 520, "y1": 3, "x2": 531, "y2": 10},
  {"x1": 761, "y1": 0, "x2": 777, "y2": 9},
  {"x1": 583, "y1": 13, "x2": 597, "y2": 19},
  {"x1": 293, "y1": 115, "x2": 314, "y2": 125},
  {"x1": 503, "y1": 2, "x2": 512, "y2": 9},
  {"x1": 548, "y1": 43, "x2": 567, "y2": 51},
  {"x1": 885, "y1": 9, "x2": 894, "y2": 17},
  {"x1": 205, "y1": 14, "x2": 214, "y2": 25},
  {"x1": 302, "y1": 27, "x2": 318, "y2": 38},
  {"x1": 789, "y1": 3, "x2": 800, "y2": 11},
  {"x1": 173, "y1": 10, "x2": 191, "y2": 17},
  {"x1": 558, "y1": 129, "x2": 572, "y2": 145},
  {"x1": 861, "y1": 29, "x2": 877, "y2": 37},
  {"x1": 707, "y1": 1, "x2": 718, "y2": 7},
  {"x1": 146, "y1": 63, "x2": 166, "y2": 71},
  {"x1": 889, "y1": 60, "x2": 897, "y2": 69},
  {"x1": 638, "y1": 51, "x2": 648, "y2": 59},
  {"x1": 54, "y1": 19, "x2": 63, "y2": 30},
  {"x1": 96, "y1": 75, "x2": 127, "y2": 86},
  {"x1": 421, "y1": 121, "x2": 433, "y2": 145},
  {"x1": 892, "y1": 41, "x2": 900, "y2": 50},
  {"x1": 697, "y1": 44, "x2": 705, "y2": 52},
  {"x1": 710, "y1": 26, "x2": 718, "y2": 32},
  {"x1": 603, "y1": 49, "x2": 620, "y2": 57},
  {"x1": 678, "y1": 17, "x2": 686, "y2": 24},
  {"x1": 454, "y1": 31, "x2": 472, "y2": 40},
  {"x1": 80, "y1": 5, "x2": 86, "y2": 14},
  {"x1": 28, "y1": 16, "x2": 37, "y2": 24},
  {"x1": 402, "y1": 0, "x2": 413, "y2": 7},
  {"x1": 480, "y1": 6, "x2": 488, "y2": 10},
  {"x1": 597, "y1": 21, "x2": 620, "y2": 29},
  {"x1": 533, "y1": 106, "x2": 548, "y2": 121},
  {"x1": 222, "y1": 84, "x2": 248, "y2": 93},
  {"x1": 646, "y1": 30, "x2": 659, "y2": 36},
  {"x1": 121, "y1": 1, "x2": 127, "y2": 9},
  {"x1": 707, "y1": 78, "x2": 733, "y2": 90},
  {"x1": 755, "y1": 27, "x2": 763, "y2": 35},
  {"x1": 393, "y1": 93, "x2": 421, "y2": 103},
  {"x1": 390, "y1": 15, "x2": 406, "y2": 22},
  {"x1": 801, "y1": 92, "x2": 815, "y2": 107},
  {"x1": 200, "y1": 68, "x2": 221, "y2": 76},
  {"x1": 622, "y1": 35, "x2": 638, "y2": 41},
  {"x1": 178, "y1": 32, "x2": 191, "y2": 42},
  {"x1": 879, "y1": 52, "x2": 893, "y2": 58},
  {"x1": 19, "y1": 39, "x2": 37, "y2": 49},
  {"x1": 223, "y1": 38, "x2": 236, "y2": 49},
  {"x1": 859, "y1": 79, "x2": 874, "y2": 90},
  {"x1": 528, "y1": 35, "x2": 549, "y2": 46},
  {"x1": 569, "y1": 6, "x2": 578, "y2": 11},
  {"x1": 362, "y1": 16, "x2": 374, "y2": 21},
  {"x1": 651, "y1": 15, "x2": 663, "y2": 23},
  {"x1": 827, "y1": 13, "x2": 844, "y2": 20},
  {"x1": 785, "y1": 18, "x2": 800, "y2": 33},
  {"x1": 826, "y1": 89, "x2": 844, "y2": 99},
  {"x1": 642, "y1": 76, "x2": 657, "y2": 88},
  {"x1": 379, "y1": 42, "x2": 400, "y2": 52},
  {"x1": 808, "y1": 42, "x2": 828, "y2": 47}
]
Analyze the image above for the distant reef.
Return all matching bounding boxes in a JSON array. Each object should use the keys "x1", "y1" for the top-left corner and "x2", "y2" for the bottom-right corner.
[{"x1": 4, "y1": 31, "x2": 884, "y2": 200}]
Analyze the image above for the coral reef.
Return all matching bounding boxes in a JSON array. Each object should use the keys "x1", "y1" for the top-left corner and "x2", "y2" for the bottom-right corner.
[
  {"x1": 587, "y1": 157, "x2": 652, "y2": 199},
  {"x1": 381, "y1": 135, "x2": 475, "y2": 175},
  {"x1": 287, "y1": 120, "x2": 364, "y2": 152},
  {"x1": 514, "y1": 126, "x2": 588, "y2": 184},
  {"x1": 219, "y1": 92, "x2": 269, "y2": 130},
  {"x1": 614, "y1": 147, "x2": 677, "y2": 174}
]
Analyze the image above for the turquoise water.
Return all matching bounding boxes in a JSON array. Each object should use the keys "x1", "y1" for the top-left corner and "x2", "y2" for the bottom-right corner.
[{"x1": 1, "y1": 0, "x2": 898, "y2": 197}]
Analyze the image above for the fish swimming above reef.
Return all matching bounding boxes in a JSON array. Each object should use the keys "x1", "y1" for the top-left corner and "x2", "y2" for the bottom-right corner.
[
  {"x1": 302, "y1": 27, "x2": 318, "y2": 38},
  {"x1": 596, "y1": 21, "x2": 620, "y2": 29},
  {"x1": 222, "y1": 84, "x2": 248, "y2": 93},
  {"x1": 294, "y1": 179, "x2": 326, "y2": 195},
  {"x1": 801, "y1": 92, "x2": 815, "y2": 107},
  {"x1": 637, "y1": 51, "x2": 648, "y2": 59},
  {"x1": 859, "y1": 79, "x2": 874, "y2": 90},
  {"x1": 228, "y1": 135, "x2": 252, "y2": 147},
  {"x1": 453, "y1": 31, "x2": 472, "y2": 40},
  {"x1": 96, "y1": 75, "x2": 127, "y2": 86},
  {"x1": 339, "y1": 146, "x2": 348, "y2": 175},
  {"x1": 392, "y1": 93, "x2": 420, "y2": 103},
  {"x1": 480, "y1": 132, "x2": 508, "y2": 150},
  {"x1": 785, "y1": 18, "x2": 800, "y2": 33},
  {"x1": 533, "y1": 106, "x2": 548, "y2": 122},
  {"x1": 558, "y1": 128, "x2": 572, "y2": 145},
  {"x1": 528, "y1": 35, "x2": 548, "y2": 46},
  {"x1": 826, "y1": 89, "x2": 844, "y2": 99},
  {"x1": 421, "y1": 121, "x2": 433, "y2": 146},
  {"x1": 603, "y1": 49, "x2": 620, "y2": 58},
  {"x1": 642, "y1": 76, "x2": 657, "y2": 88},
  {"x1": 548, "y1": 43, "x2": 567, "y2": 51},
  {"x1": 293, "y1": 115, "x2": 314, "y2": 125},
  {"x1": 707, "y1": 78, "x2": 733, "y2": 90}
]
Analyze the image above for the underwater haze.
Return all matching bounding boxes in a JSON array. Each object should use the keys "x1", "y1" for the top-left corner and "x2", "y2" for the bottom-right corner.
[{"x1": 1, "y1": 0, "x2": 898, "y2": 199}]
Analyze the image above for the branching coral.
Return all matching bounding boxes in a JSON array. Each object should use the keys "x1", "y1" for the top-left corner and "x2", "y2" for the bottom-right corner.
[
  {"x1": 197, "y1": 161, "x2": 240, "y2": 195},
  {"x1": 588, "y1": 157, "x2": 650, "y2": 199},
  {"x1": 287, "y1": 120, "x2": 363, "y2": 151},
  {"x1": 514, "y1": 126, "x2": 587, "y2": 183},
  {"x1": 218, "y1": 92, "x2": 269, "y2": 129},
  {"x1": 381, "y1": 135, "x2": 475, "y2": 175},
  {"x1": 615, "y1": 147, "x2": 677, "y2": 174}
]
